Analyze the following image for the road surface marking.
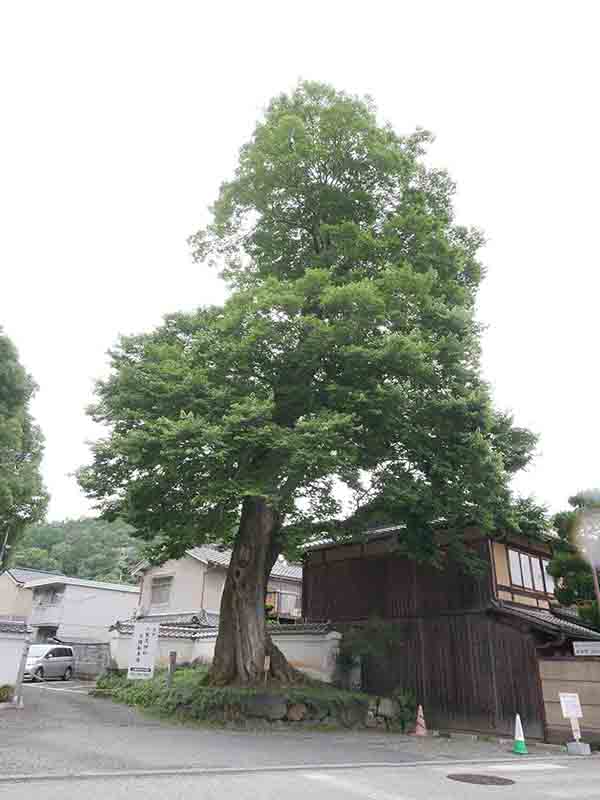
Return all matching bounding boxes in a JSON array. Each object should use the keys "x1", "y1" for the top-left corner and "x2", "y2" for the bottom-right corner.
[
  {"x1": 484, "y1": 763, "x2": 566, "y2": 772},
  {"x1": 305, "y1": 772, "x2": 412, "y2": 800},
  {"x1": 432, "y1": 761, "x2": 568, "y2": 773},
  {"x1": 28, "y1": 685, "x2": 90, "y2": 694}
]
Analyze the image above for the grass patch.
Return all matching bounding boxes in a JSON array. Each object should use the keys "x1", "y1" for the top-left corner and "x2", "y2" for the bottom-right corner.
[{"x1": 95, "y1": 667, "x2": 369, "y2": 727}]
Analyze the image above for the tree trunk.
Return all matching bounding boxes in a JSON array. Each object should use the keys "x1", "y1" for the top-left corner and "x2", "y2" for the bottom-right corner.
[
  {"x1": 592, "y1": 564, "x2": 600, "y2": 612},
  {"x1": 209, "y1": 496, "x2": 300, "y2": 685}
]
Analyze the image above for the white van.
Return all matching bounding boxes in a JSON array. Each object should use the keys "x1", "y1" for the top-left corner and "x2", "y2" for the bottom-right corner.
[{"x1": 24, "y1": 644, "x2": 74, "y2": 681}]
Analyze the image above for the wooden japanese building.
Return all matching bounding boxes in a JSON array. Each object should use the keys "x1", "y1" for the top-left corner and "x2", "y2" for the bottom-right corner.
[{"x1": 303, "y1": 527, "x2": 600, "y2": 740}]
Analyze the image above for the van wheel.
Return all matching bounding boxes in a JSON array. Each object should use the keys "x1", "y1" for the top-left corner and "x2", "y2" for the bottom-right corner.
[
  {"x1": 63, "y1": 667, "x2": 73, "y2": 682},
  {"x1": 34, "y1": 667, "x2": 44, "y2": 681}
]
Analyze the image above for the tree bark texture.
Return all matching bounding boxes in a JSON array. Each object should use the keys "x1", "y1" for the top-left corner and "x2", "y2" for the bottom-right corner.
[{"x1": 209, "y1": 496, "x2": 303, "y2": 685}]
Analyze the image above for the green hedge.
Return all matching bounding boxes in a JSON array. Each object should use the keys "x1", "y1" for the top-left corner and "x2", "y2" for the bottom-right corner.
[{"x1": 95, "y1": 668, "x2": 369, "y2": 726}]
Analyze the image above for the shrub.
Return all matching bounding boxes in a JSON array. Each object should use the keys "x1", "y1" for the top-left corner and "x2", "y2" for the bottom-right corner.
[
  {"x1": 338, "y1": 618, "x2": 406, "y2": 664},
  {"x1": 391, "y1": 688, "x2": 417, "y2": 733},
  {"x1": 0, "y1": 685, "x2": 14, "y2": 703},
  {"x1": 95, "y1": 667, "x2": 369, "y2": 727}
]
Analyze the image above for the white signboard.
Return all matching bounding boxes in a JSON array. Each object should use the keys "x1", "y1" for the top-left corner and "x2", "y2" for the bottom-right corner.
[
  {"x1": 573, "y1": 641, "x2": 600, "y2": 657},
  {"x1": 559, "y1": 692, "x2": 583, "y2": 720},
  {"x1": 128, "y1": 622, "x2": 159, "y2": 680}
]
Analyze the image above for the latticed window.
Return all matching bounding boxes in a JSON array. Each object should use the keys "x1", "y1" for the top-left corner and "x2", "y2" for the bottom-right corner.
[{"x1": 150, "y1": 576, "x2": 172, "y2": 606}]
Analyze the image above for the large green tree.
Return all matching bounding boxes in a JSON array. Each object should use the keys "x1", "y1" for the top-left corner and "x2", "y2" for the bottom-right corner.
[
  {"x1": 0, "y1": 328, "x2": 47, "y2": 566},
  {"x1": 10, "y1": 517, "x2": 143, "y2": 583},
  {"x1": 548, "y1": 490, "x2": 600, "y2": 626},
  {"x1": 79, "y1": 82, "x2": 540, "y2": 684}
]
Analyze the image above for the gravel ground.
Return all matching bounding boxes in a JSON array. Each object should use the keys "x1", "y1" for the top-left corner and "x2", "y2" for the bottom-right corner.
[{"x1": 0, "y1": 682, "x2": 567, "y2": 777}]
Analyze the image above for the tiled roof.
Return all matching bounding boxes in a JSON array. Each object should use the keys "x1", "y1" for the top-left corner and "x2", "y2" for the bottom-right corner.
[
  {"x1": 24, "y1": 575, "x2": 139, "y2": 593},
  {"x1": 496, "y1": 602, "x2": 600, "y2": 641},
  {"x1": 0, "y1": 620, "x2": 29, "y2": 635},
  {"x1": 266, "y1": 622, "x2": 331, "y2": 635},
  {"x1": 113, "y1": 620, "x2": 219, "y2": 640},
  {"x1": 305, "y1": 525, "x2": 404, "y2": 552},
  {"x1": 305, "y1": 523, "x2": 558, "y2": 552},
  {"x1": 6, "y1": 567, "x2": 66, "y2": 584},
  {"x1": 113, "y1": 620, "x2": 330, "y2": 641},
  {"x1": 187, "y1": 546, "x2": 302, "y2": 582},
  {"x1": 135, "y1": 609, "x2": 220, "y2": 627}
]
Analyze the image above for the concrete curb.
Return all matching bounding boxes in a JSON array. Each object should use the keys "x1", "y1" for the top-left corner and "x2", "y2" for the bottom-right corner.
[
  {"x1": 0, "y1": 755, "x2": 579, "y2": 785},
  {"x1": 437, "y1": 731, "x2": 567, "y2": 751}
]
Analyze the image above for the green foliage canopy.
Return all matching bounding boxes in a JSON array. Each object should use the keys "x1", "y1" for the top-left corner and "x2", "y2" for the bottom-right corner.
[
  {"x1": 0, "y1": 328, "x2": 47, "y2": 563},
  {"x1": 80, "y1": 82, "x2": 542, "y2": 567},
  {"x1": 548, "y1": 490, "x2": 600, "y2": 626}
]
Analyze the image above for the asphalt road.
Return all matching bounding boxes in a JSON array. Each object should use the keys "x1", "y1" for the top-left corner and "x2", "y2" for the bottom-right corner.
[
  {"x1": 0, "y1": 682, "x2": 596, "y2": 798},
  {"x1": 1, "y1": 761, "x2": 599, "y2": 800}
]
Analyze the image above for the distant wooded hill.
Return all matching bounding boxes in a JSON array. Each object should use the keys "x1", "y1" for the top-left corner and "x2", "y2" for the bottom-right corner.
[{"x1": 9, "y1": 518, "x2": 144, "y2": 583}]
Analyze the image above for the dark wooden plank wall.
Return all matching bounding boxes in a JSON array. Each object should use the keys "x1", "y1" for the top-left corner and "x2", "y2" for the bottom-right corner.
[
  {"x1": 362, "y1": 614, "x2": 544, "y2": 738},
  {"x1": 304, "y1": 542, "x2": 492, "y2": 621},
  {"x1": 303, "y1": 544, "x2": 545, "y2": 738}
]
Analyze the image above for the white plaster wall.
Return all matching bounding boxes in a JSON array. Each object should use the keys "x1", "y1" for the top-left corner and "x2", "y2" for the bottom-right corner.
[
  {"x1": 0, "y1": 574, "x2": 32, "y2": 620},
  {"x1": 53, "y1": 584, "x2": 139, "y2": 642},
  {"x1": 139, "y1": 557, "x2": 206, "y2": 615},
  {"x1": 271, "y1": 632, "x2": 341, "y2": 681},
  {"x1": 201, "y1": 568, "x2": 226, "y2": 614},
  {"x1": 110, "y1": 631, "x2": 196, "y2": 668},
  {"x1": 0, "y1": 632, "x2": 28, "y2": 685},
  {"x1": 110, "y1": 631, "x2": 340, "y2": 681}
]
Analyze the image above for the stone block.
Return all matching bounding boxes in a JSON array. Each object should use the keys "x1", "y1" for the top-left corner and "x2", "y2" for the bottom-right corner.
[
  {"x1": 377, "y1": 698, "x2": 398, "y2": 718},
  {"x1": 567, "y1": 741, "x2": 592, "y2": 756},
  {"x1": 245, "y1": 693, "x2": 287, "y2": 720},
  {"x1": 286, "y1": 703, "x2": 307, "y2": 722},
  {"x1": 339, "y1": 702, "x2": 367, "y2": 728},
  {"x1": 306, "y1": 703, "x2": 329, "y2": 721}
]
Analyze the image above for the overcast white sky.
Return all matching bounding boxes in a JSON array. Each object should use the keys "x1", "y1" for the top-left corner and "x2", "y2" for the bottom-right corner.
[{"x1": 1, "y1": 1, "x2": 598, "y2": 521}]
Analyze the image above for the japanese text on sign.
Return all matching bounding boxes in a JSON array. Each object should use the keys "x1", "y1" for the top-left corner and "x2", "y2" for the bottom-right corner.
[
  {"x1": 128, "y1": 622, "x2": 159, "y2": 680},
  {"x1": 573, "y1": 641, "x2": 600, "y2": 657},
  {"x1": 559, "y1": 692, "x2": 583, "y2": 719}
]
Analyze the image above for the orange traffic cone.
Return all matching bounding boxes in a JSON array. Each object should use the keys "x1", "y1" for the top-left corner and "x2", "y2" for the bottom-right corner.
[{"x1": 414, "y1": 704, "x2": 428, "y2": 736}]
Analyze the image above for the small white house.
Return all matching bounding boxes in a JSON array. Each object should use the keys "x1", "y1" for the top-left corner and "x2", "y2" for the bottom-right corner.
[
  {"x1": 133, "y1": 545, "x2": 302, "y2": 625},
  {"x1": 0, "y1": 567, "x2": 65, "y2": 622},
  {"x1": 24, "y1": 576, "x2": 139, "y2": 643}
]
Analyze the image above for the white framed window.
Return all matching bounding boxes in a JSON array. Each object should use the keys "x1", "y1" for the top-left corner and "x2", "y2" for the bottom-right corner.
[
  {"x1": 543, "y1": 560, "x2": 556, "y2": 594},
  {"x1": 279, "y1": 592, "x2": 301, "y2": 617},
  {"x1": 508, "y1": 549, "x2": 522, "y2": 586},
  {"x1": 150, "y1": 576, "x2": 172, "y2": 606},
  {"x1": 520, "y1": 553, "x2": 534, "y2": 590},
  {"x1": 507, "y1": 548, "x2": 555, "y2": 595}
]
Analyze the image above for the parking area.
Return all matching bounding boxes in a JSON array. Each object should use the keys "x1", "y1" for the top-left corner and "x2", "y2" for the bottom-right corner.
[{"x1": 23, "y1": 679, "x2": 94, "y2": 694}]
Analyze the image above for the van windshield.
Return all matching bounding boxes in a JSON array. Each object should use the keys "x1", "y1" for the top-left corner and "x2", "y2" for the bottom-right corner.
[{"x1": 27, "y1": 645, "x2": 50, "y2": 657}]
